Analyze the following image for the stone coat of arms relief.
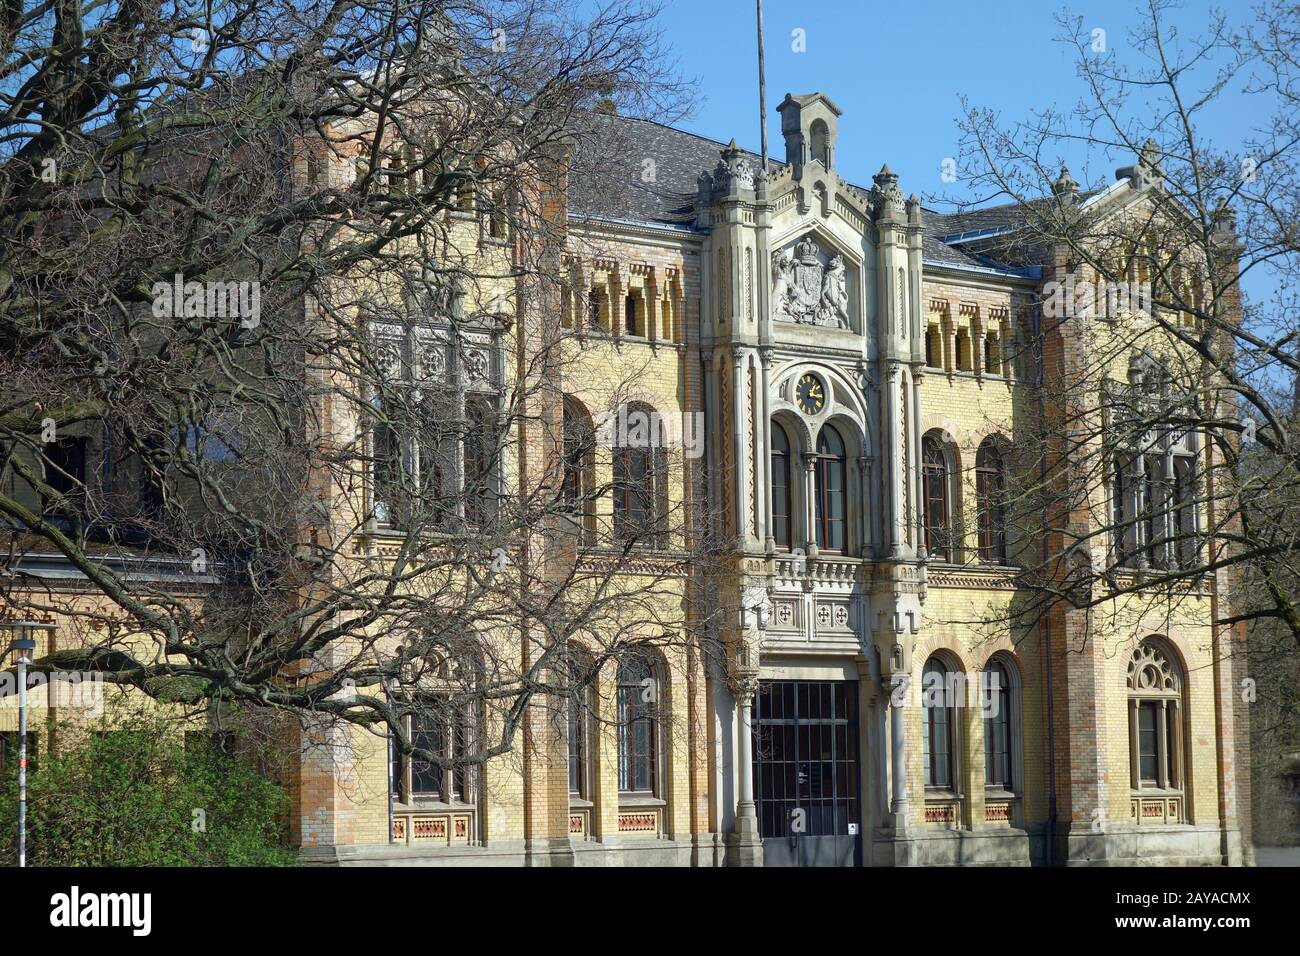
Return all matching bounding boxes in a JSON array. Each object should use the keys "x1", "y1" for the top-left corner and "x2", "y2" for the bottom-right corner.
[{"x1": 771, "y1": 236, "x2": 851, "y2": 329}]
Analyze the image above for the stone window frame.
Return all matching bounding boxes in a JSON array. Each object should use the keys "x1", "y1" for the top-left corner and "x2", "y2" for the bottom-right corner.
[
  {"x1": 610, "y1": 401, "x2": 671, "y2": 550},
  {"x1": 981, "y1": 655, "x2": 1023, "y2": 797},
  {"x1": 921, "y1": 653, "x2": 965, "y2": 800},
  {"x1": 1126, "y1": 638, "x2": 1187, "y2": 802},
  {"x1": 975, "y1": 437, "x2": 1010, "y2": 566},
  {"x1": 770, "y1": 418, "x2": 795, "y2": 551},
  {"x1": 566, "y1": 652, "x2": 597, "y2": 804},
  {"x1": 615, "y1": 652, "x2": 665, "y2": 801},
  {"x1": 813, "y1": 421, "x2": 848, "y2": 553},
  {"x1": 365, "y1": 308, "x2": 504, "y2": 534},
  {"x1": 921, "y1": 430, "x2": 959, "y2": 563},
  {"x1": 388, "y1": 646, "x2": 485, "y2": 828}
]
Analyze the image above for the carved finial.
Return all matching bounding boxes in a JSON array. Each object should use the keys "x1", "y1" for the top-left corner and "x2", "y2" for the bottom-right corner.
[
  {"x1": 1116, "y1": 139, "x2": 1164, "y2": 189},
  {"x1": 1212, "y1": 198, "x2": 1239, "y2": 247},
  {"x1": 1052, "y1": 165, "x2": 1080, "y2": 203},
  {"x1": 870, "y1": 164, "x2": 903, "y2": 214},
  {"x1": 1139, "y1": 138, "x2": 1161, "y2": 172}
]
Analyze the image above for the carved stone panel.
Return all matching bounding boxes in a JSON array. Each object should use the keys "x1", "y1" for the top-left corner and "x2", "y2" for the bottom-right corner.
[{"x1": 771, "y1": 235, "x2": 852, "y2": 330}]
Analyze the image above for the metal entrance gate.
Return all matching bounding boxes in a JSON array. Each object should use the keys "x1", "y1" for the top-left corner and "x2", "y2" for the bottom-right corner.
[{"x1": 751, "y1": 680, "x2": 861, "y2": 867}]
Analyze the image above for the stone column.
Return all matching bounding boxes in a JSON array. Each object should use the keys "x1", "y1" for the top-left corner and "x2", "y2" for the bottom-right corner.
[
  {"x1": 890, "y1": 687, "x2": 911, "y2": 833},
  {"x1": 858, "y1": 455, "x2": 873, "y2": 558},
  {"x1": 883, "y1": 361, "x2": 904, "y2": 557},
  {"x1": 730, "y1": 669, "x2": 763, "y2": 866},
  {"x1": 701, "y1": 349, "x2": 719, "y2": 538},
  {"x1": 759, "y1": 347, "x2": 775, "y2": 553},
  {"x1": 736, "y1": 680, "x2": 758, "y2": 822},
  {"x1": 1156, "y1": 699, "x2": 1169, "y2": 790},
  {"x1": 803, "y1": 452, "x2": 819, "y2": 558},
  {"x1": 731, "y1": 345, "x2": 750, "y2": 546}
]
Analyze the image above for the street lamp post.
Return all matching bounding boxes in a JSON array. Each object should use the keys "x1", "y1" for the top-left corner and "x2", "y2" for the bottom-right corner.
[{"x1": 7, "y1": 625, "x2": 39, "y2": 868}]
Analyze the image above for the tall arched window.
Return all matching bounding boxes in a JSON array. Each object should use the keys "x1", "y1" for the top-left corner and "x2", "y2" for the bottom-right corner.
[
  {"x1": 771, "y1": 421, "x2": 793, "y2": 549},
  {"x1": 983, "y1": 659, "x2": 1016, "y2": 791},
  {"x1": 613, "y1": 404, "x2": 667, "y2": 548},
  {"x1": 616, "y1": 655, "x2": 659, "y2": 795},
  {"x1": 561, "y1": 397, "x2": 595, "y2": 543},
  {"x1": 1127, "y1": 640, "x2": 1184, "y2": 800},
  {"x1": 566, "y1": 655, "x2": 593, "y2": 799},
  {"x1": 976, "y1": 439, "x2": 1008, "y2": 565},
  {"x1": 814, "y1": 424, "x2": 846, "y2": 551},
  {"x1": 810, "y1": 119, "x2": 830, "y2": 166},
  {"x1": 922, "y1": 656, "x2": 958, "y2": 791},
  {"x1": 922, "y1": 435, "x2": 953, "y2": 562}
]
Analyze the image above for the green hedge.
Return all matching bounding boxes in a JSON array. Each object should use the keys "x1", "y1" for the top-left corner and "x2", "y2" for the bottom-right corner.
[{"x1": 0, "y1": 712, "x2": 295, "y2": 866}]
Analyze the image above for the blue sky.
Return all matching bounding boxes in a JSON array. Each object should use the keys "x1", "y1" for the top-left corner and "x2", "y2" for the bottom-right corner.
[
  {"x1": 651, "y1": 0, "x2": 1277, "y2": 307},
  {"x1": 656, "y1": 0, "x2": 1262, "y2": 197}
]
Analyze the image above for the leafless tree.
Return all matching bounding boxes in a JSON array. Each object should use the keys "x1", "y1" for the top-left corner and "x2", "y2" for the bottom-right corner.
[
  {"x1": 0, "y1": 0, "x2": 712, "y2": 781},
  {"x1": 949, "y1": 0, "x2": 1300, "y2": 840}
]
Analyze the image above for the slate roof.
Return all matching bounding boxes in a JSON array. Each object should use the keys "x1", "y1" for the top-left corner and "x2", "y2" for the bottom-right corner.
[
  {"x1": 567, "y1": 111, "x2": 770, "y2": 227},
  {"x1": 568, "y1": 111, "x2": 1042, "y2": 272}
]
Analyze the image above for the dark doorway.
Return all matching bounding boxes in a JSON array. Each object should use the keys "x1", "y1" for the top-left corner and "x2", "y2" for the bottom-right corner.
[{"x1": 752, "y1": 680, "x2": 861, "y2": 866}]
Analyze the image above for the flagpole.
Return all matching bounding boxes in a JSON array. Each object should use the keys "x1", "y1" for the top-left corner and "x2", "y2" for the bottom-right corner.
[{"x1": 756, "y1": 0, "x2": 768, "y2": 176}]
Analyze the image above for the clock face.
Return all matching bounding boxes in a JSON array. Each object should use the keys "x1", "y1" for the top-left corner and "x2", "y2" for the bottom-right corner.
[{"x1": 795, "y1": 373, "x2": 826, "y2": 415}]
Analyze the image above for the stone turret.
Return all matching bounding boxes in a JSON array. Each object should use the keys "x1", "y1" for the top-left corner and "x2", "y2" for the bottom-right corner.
[{"x1": 777, "y1": 92, "x2": 842, "y2": 180}]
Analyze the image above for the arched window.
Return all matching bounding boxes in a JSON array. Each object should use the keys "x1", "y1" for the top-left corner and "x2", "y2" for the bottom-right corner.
[
  {"x1": 561, "y1": 397, "x2": 595, "y2": 543},
  {"x1": 1127, "y1": 640, "x2": 1184, "y2": 798},
  {"x1": 810, "y1": 119, "x2": 830, "y2": 167},
  {"x1": 616, "y1": 654, "x2": 659, "y2": 795},
  {"x1": 613, "y1": 405, "x2": 668, "y2": 547},
  {"x1": 976, "y1": 439, "x2": 1007, "y2": 565},
  {"x1": 814, "y1": 423, "x2": 846, "y2": 551},
  {"x1": 983, "y1": 659, "x2": 1017, "y2": 791},
  {"x1": 922, "y1": 656, "x2": 959, "y2": 791},
  {"x1": 566, "y1": 654, "x2": 593, "y2": 799},
  {"x1": 922, "y1": 435, "x2": 953, "y2": 562},
  {"x1": 771, "y1": 421, "x2": 793, "y2": 549}
]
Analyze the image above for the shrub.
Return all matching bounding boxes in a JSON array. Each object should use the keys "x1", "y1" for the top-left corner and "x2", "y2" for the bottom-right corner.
[{"x1": 0, "y1": 711, "x2": 294, "y2": 866}]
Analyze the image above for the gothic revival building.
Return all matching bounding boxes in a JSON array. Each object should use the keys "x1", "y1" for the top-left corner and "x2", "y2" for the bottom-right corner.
[
  {"x1": 539, "y1": 91, "x2": 1252, "y2": 867},
  {"x1": 2, "y1": 90, "x2": 1252, "y2": 867}
]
